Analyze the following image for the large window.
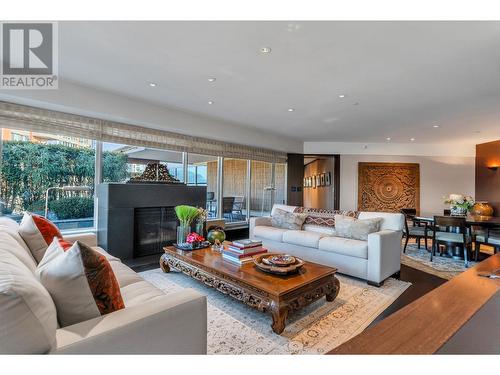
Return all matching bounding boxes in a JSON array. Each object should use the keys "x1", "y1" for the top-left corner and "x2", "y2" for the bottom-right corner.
[
  {"x1": 102, "y1": 143, "x2": 184, "y2": 183},
  {"x1": 250, "y1": 160, "x2": 273, "y2": 217},
  {"x1": 275, "y1": 163, "x2": 287, "y2": 206},
  {"x1": 188, "y1": 154, "x2": 218, "y2": 218},
  {"x1": 0, "y1": 128, "x2": 95, "y2": 230},
  {"x1": 223, "y1": 158, "x2": 248, "y2": 223}
]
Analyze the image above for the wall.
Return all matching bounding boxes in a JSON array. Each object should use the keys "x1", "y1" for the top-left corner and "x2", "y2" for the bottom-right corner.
[
  {"x1": 340, "y1": 155, "x2": 475, "y2": 213},
  {"x1": 303, "y1": 158, "x2": 335, "y2": 209},
  {"x1": 475, "y1": 140, "x2": 500, "y2": 216}
]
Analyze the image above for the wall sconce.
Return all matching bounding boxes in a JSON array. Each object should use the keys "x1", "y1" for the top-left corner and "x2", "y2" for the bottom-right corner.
[{"x1": 487, "y1": 166, "x2": 498, "y2": 171}]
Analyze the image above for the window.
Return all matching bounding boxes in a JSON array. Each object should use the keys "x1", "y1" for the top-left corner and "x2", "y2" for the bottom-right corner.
[
  {"x1": 275, "y1": 163, "x2": 287, "y2": 206},
  {"x1": 250, "y1": 160, "x2": 273, "y2": 217},
  {"x1": 0, "y1": 128, "x2": 95, "y2": 230},
  {"x1": 223, "y1": 158, "x2": 248, "y2": 223},
  {"x1": 102, "y1": 143, "x2": 184, "y2": 183},
  {"x1": 188, "y1": 154, "x2": 218, "y2": 218}
]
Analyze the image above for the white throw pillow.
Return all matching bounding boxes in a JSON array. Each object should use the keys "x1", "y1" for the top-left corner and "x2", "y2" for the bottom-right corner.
[
  {"x1": 334, "y1": 215, "x2": 382, "y2": 241},
  {"x1": 18, "y1": 213, "x2": 63, "y2": 263},
  {"x1": 271, "y1": 208, "x2": 308, "y2": 230},
  {"x1": 0, "y1": 250, "x2": 58, "y2": 354}
]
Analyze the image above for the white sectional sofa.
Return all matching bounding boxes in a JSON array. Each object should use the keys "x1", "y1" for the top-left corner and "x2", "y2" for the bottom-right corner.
[
  {"x1": 0, "y1": 217, "x2": 207, "y2": 354},
  {"x1": 250, "y1": 205, "x2": 404, "y2": 286}
]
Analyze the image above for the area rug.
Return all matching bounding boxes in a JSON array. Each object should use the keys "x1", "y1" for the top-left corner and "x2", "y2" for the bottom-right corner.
[
  {"x1": 401, "y1": 242, "x2": 477, "y2": 280},
  {"x1": 139, "y1": 268, "x2": 410, "y2": 355}
]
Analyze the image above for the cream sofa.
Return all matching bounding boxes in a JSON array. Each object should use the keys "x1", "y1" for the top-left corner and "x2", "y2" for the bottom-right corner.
[
  {"x1": 250, "y1": 205, "x2": 404, "y2": 286},
  {"x1": 0, "y1": 217, "x2": 207, "y2": 354}
]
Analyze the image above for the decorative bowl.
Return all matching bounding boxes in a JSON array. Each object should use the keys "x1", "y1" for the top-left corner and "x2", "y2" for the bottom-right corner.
[
  {"x1": 254, "y1": 253, "x2": 305, "y2": 275},
  {"x1": 173, "y1": 241, "x2": 211, "y2": 251},
  {"x1": 262, "y1": 254, "x2": 296, "y2": 267}
]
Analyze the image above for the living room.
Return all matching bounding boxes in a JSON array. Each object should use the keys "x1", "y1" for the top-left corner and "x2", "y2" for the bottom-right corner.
[{"x1": 1, "y1": 0, "x2": 499, "y2": 372}]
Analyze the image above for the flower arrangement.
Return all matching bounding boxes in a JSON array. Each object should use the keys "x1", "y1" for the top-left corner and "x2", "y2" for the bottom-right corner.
[
  {"x1": 174, "y1": 205, "x2": 200, "y2": 227},
  {"x1": 444, "y1": 194, "x2": 474, "y2": 215},
  {"x1": 196, "y1": 207, "x2": 208, "y2": 223},
  {"x1": 186, "y1": 232, "x2": 205, "y2": 247}
]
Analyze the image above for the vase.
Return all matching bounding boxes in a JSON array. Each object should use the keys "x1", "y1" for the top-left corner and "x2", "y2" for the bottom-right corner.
[
  {"x1": 450, "y1": 206, "x2": 467, "y2": 216},
  {"x1": 195, "y1": 222, "x2": 204, "y2": 236},
  {"x1": 176, "y1": 225, "x2": 190, "y2": 244},
  {"x1": 470, "y1": 202, "x2": 494, "y2": 217}
]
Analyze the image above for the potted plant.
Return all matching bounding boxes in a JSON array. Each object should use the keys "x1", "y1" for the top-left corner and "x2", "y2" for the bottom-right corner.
[
  {"x1": 444, "y1": 194, "x2": 475, "y2": 216},
  {"x1": 195, "y1": 207, "x2": 208, "y2": 236},
  {"x1": 175, "y1": 205, "x2": 200, "y2": 244}
]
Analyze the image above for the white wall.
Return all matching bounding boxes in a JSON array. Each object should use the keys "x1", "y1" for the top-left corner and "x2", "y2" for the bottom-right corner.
[
  {"x1": 0, "y1": 80, "x2": 303, "y2": 153},
  {"x1": 339, "y1": 154, "x2": 475, "y2": 213}
]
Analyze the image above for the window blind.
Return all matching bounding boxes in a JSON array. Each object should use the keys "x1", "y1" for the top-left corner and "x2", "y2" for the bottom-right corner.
[{"x1": 0, "y1": 101, "x2": 287, "y2": 163}]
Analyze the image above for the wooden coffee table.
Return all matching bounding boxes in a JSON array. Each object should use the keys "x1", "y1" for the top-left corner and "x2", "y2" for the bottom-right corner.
[{"x1": 160, "y1": 246, "x2": 340, "y2": 334}]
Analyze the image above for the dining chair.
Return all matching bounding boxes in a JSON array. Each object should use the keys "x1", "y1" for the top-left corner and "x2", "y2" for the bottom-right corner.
[
  {"x1": 432, "y1": 216, "x2": 471, "y2": 267},
  {"x1": 401, "y1": 208, "x2": 431, "y2": 252},
  {"x1": 473, "y1": 228, "x2": 500, "y2": 260},
  {"x1": 232, "y1": 196, "x2": 245, "y2": 220},
  {"x1": 222, "y1": 196, "x2": 235, "y2": 221}
]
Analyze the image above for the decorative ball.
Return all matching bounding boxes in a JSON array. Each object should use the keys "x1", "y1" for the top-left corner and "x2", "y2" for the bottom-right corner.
[
  {"x1": 470, "y1": 202, "x2": 494, "y2": 217},
  {"x1": 207, "y1": 228, "x2": 226, "y2": 244}
]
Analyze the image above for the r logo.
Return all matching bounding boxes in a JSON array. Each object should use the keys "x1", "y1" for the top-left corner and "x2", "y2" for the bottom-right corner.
[{"x1": 2, "y1": 23, "x2": 53, "y2": 75}]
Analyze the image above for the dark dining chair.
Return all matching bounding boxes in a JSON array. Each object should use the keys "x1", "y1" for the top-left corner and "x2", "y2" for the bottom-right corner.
[
  {"x1": 473, "y1": 228, "x2": 500, "y2": 260},
  {"x1": 432, "y1": 216, "x2": 471, "y2": 267},
  {"x1": 222, "y1": 196, "x2": 235, "y2": 221},
  {"x1": 401, "y1": 208, "x2": 431, "y2": 252}
]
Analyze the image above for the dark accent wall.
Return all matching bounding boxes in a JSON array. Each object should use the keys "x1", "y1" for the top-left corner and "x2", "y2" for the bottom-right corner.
[
  {"x1": 286, "y1": 153, "x2": 304, "y2": 206},
  {"x1": 475, "y1": 140, "x2": 500, "y2": 216}
]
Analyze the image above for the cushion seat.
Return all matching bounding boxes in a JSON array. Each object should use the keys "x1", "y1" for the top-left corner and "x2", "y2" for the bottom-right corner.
[
  {"x1": 120, "y1": 280, "x2": 166, "y2": 307},
  {"x1": 253, "y1": 226, "x2": 288, "y2": 242},
  {"x1": 318, "y1": 236, "x2": 368, "y2": 259},
  {"x1": 435, "y1": 232, "x2": 467, "y2": 243},
  {"x1": 109, "y1": 261, "x2": 145, "y2": 288},
  {"x1": 475, "y1": 234, "x2": 500, "y2": 246},
  {"x1": 282, "y1": 230, "x2": 325, "y2": 249}
]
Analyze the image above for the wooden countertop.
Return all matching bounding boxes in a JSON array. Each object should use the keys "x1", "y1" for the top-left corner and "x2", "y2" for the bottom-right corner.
[{"x1": 329, "y1": 253, "x2": 500, "y2": 354}]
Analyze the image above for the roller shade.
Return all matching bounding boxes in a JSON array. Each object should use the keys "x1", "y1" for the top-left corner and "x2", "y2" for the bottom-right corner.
[{"x1": 0, "y1": 101, "x2": 287, "y2": 163}]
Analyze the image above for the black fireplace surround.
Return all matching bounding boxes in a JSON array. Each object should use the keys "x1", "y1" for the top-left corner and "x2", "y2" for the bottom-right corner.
[{"x1": 97, "y1": 183, "x2": 206, "y2": 260}]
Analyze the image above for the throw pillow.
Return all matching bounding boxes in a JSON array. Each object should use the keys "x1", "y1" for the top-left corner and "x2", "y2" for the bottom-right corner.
[
  {"x1": 294, "y1": 207, "x2": 359, "y2": 228},
  {"x1": 19, "y1": 213, "x2": 63, "y2": 263},
  {"x1": 271, "y1": 208, "x2": 308, "y2": 230},
  {"x1": 36, "y1": 239, "x2": 125, "y2": 327},
  {"x1": 334, "y1": 215, "x2": 382, "y2": 241}
]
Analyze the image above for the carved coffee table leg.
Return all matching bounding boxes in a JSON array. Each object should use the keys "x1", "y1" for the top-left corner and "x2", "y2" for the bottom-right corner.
[
  {"x1": 326, "y1": 276, "x2": 341, "y2": 302},
  {"x1": 159, "y1": 254, "x2": 170, "y2": 273},
  {"x1": 270, "y1": 301, "x2": 289, "y2": 334}
]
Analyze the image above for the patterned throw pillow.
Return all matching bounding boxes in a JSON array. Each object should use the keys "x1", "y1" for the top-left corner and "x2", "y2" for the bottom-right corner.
[
  {"x1": 334, "y1": 215, "x2": 382, "y2": 241},
  {"x1": 271, "y1": 208, "x2": 308, "y2": 230},
  {"x1": 36, "y1": 239, "x2": 125, "y2": 327},
  {"x1": 19, "y1": 213, "x2": 64, "y2": 263},
  {"x1": 294, "y1": 207, "x2": 359, "y2": 228}
]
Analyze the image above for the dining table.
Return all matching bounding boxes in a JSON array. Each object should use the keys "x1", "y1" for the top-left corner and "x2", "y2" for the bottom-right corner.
[{"x1": 411, "y1": 212, "x2": 500, "y2": 259}]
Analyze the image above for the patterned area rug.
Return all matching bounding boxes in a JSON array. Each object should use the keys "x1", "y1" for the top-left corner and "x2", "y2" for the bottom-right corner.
[
  {"x1": 140, "y1": 268, "x2": 410, "y2": 355},
  {"x1": 401, "y1": 242, "x2": 477, "y2": 280}
]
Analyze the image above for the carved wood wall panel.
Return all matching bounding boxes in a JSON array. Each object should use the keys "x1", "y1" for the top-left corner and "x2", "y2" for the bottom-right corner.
[{"x1": 357, "y1": 162, "x2": 420, "y2": 212}]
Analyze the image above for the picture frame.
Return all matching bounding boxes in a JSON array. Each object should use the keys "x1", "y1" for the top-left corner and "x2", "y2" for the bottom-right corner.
[
  {"x1": 303, "y1": 177, "x2": 307, "y2": 187},
  {"x1": 312, "y1": 175, "x2": 316, "y2": 188},
  {"x1": 315, "y1": 174, "x2": 320, "y2": 187},
  {"x1": 320, "y1": 173, "x2": 326, "y2": 186},
  {"x1": 325, "y1": 171, "x2": 331, "y2": 186}
]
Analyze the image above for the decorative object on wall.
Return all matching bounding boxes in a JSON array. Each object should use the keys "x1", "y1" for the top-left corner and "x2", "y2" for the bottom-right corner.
[
  {"x1": 358, "y1": 162, "x2": 420, "y2": 212},
  {"x1": 312, "y1": 175, "x2": 316, "y2": 188},
  {"x1": 325, "y1": 172, "x2": 331, "y2": 186},
  {"x1": 320, "y1": 173, "x2": 326, "y2": 186},
  {"x1": 316, "y1": 174, "x2": 320, "y2": 187}
]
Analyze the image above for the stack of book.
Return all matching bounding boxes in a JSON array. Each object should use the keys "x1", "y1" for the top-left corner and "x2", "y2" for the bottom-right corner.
[{"x1": 221, "y1": 239, "x2": 267, "y2": 265}]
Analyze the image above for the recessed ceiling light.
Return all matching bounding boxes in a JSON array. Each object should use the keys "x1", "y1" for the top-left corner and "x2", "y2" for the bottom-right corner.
[
  {"x1": 260, "y1": 47, "x2": 272, "y2": 54},
  {"x1": 386, "y1": 137, "x2": 391, "y2": 141},
  {"x1": 208, "y1": 100, "x2": 214, "y2": 105},
  {"x1": 208, "y1": 77, "x2": 216, "y2": 82},
  {"x1": 433, "y1": 125, "x2": 440, "y2": 128},
  {"x1": 287, "y1": 108, "x2": 295, "y2": 112},
  {"x1": 148, "y1": 82, "x2": 157, "y2": 87},
  {"x1": 338, "y1": 94, "x2": 346, "y2": 98},
  {"x1": 410, "y1": 138, "x2": 415, "y2": 141}
]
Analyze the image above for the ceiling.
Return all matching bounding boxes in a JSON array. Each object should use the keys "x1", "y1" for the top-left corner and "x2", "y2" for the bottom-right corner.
[{"x1": 55, "y1": 21, "x2": 500, "y2": 144}]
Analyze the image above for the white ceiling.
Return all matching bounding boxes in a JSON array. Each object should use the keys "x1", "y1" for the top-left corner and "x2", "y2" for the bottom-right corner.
[{"x1": 52, "y1": 21, "x2": 500, "y2": 144}]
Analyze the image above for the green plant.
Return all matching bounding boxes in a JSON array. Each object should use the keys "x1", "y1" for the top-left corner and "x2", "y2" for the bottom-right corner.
[
  {"x1": 49, "y1": 197, "x2": 94, "y2": 220},
  {"x1": 175, "y1": 205, "x2": 200, "y2": 226}
]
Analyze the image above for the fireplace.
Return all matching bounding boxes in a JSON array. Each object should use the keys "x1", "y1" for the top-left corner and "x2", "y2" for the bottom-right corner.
[
  {"x1": 97, "y1": 183, "x2": 206, "y2": 260},
  {"x1": 134, "y1": 207, "x2": 177, "y2": 257}
]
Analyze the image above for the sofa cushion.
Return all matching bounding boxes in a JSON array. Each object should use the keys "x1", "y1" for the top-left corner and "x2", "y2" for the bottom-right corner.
[
  {"x1": 109, "y1": 260, "x2": 145, "y2": 288},
  {"x1": 303, "y1": 224, "x2": 336, "y2": 236},
  {"x1": 253, "y1": 226, "x2": 288, "y2": 242},
  {"x1": 282, "y1": 230, "x2": 324, "y2": 249},
  {"x1": 120, "y1": 280, "x2": 166, "y2": 307},
  {"x1": 0, "y1": 250, "x2": 58, "y2": 354},
  {"x1": 36, "y1": 240, "x2": 125, "y2": 327},
  {"x1": 358, "y1": 211, "x2": 404, "y2": 231},
  {"x1": 271, "y1": 208, "x2": 308, "y2": 230},
  {"x1": 318, "y1": 236, "x2": 369, "y2": 259},
  {"x1": 19, "y1": 213, "x2": 63, "y2": 263},
  {"x1": 271, "y1": 204, "x2": 297, "y2": 216},
  {"x1": 0, "y1": 227, "x2": 37, "y2": 273},
  {"x1": 294, "y1": 207, "x2": 358, "y2": 228},
  {"x1": 334, "y1": 215, "x2": 382, "y2": 241}
]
